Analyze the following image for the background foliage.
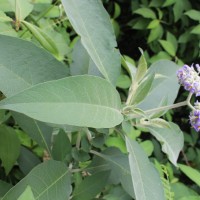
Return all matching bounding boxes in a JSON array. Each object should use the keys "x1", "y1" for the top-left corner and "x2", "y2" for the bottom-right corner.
[{"x1": 0, "y1": 0, "x2": 200, "y2": 200}]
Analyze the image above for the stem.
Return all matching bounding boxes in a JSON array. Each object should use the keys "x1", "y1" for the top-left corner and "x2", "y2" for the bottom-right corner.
[{"x1": 186, "y1": 92, "x2": 194, "y2": 110}]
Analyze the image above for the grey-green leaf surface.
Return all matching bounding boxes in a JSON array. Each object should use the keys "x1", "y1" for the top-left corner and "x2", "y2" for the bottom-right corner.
[
  {"x1": 0, "y1": 75, "x2": 123, "y2": 128},
  {"x1": 2, "y1": 160, "x2": 72, "y2": 200},
  {"x1": 0, "y1": 35, "x2": 68, "y2": 97},
  {"x1": 0, "y1": 181, "x2": 12, "y2": 197},
  {"x1": 179, "y1": 164, "x2": 200, "y2": 186},
  {"x1": 72, "y1": 171, "x2": 110, "y2": 200},
  {"x1": 148, "y1": 122, "x2": 184, "y2": 166},
  {"x1": 138, "y1": 60, "x2": 180, "y2": 112},
  {"x1": 0, "y1": 125, "x2": 20, "y2": 174},
  {"x1": 125, "y1": 137, "x2": 165, "y2": 200},
  {"x1": 89, "y1": 148, "x2": 135, "y2": 198},
  {"x1": 17, "y1": 186, "x2": 35, "y2": 200},
  {"x1": 62, "y1": 0, "x2": 121, "y2": 85}
]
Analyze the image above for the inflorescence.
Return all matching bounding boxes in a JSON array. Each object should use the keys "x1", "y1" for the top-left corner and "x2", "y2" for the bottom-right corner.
[{"x1": 177, "y1": 64, "x2": 200, "y2": 132}]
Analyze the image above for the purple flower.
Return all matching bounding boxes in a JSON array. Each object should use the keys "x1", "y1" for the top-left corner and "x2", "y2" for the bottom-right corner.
[
  {"x1": 189, "y1": 109, "x2": 200, "y2": 132},
  {"x1": 177, "y1": 64, "x2": 200, "y2": 96}
]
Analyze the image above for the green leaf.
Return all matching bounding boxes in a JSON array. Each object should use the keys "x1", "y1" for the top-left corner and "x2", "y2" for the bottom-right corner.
[
  {"x1": 125, "y1": 137, "x2": 165, "y2": 200},
  {"x1": 72, "y1": 171, "x2": 110, "y2": 200},
  {"x1": 185, "y1": 9, "x2": 200, "y2": 21},
  {"x1": 167, "y1": 32, "x2": 178, "y2": 53},
  {"x1": 17, "y1": 186, "x2": 35, "y2": 200},
  {"x1": 0, "y1": 11, "x2": 12, "y2": 22},
  {"x1": 0, "y1": 181, "x2": 12, "y2": 197},
  {"x1": 2, "y1": 160, "x2": 72, "y2": 200},
  {"x1": 191, "y1": 25, "x2": 200, "y2": 34},
  {"x1": 134, "y1": 8, "x2": 156, "y2": 19},
  {"x1": 0, "y1": 22, "x2": 17, "y2": 37},
  {"x1": 147, "y1": 24, "x2": 163, "y2": 43},
  {"x1": 159, "y1": 40, "x2": 176, "y2": 56},
  {"x1": 148, "y1": 122, "x2": 184, "y2": 166},
  {"x1": 0, "y1": 35, "x2": 68, "y2": 97},
  {"x1": 18, "y1": 146, "x2": 41, "y2": 175},
  {"x1": 22, "y1": 21, "x2": 60, "y2": 59},
  {"x1": 61, "y1": 0, "x2": 121, "y2": 85},
  {"x1": 12, "y1": 112, "x2": 52, "y2": 155},
  {"x1": 138, "y1": 60, "x2": 180, "y2": 112},
  {"x1": 149, "y1": 51, "x2": 171, "y2": 63},
  {"x1": 147, "y1": 19, "x2": 160, "y2": 29},
  {"x1": 134, "y1": 50, "x2": 148, "y2": 83},
  {"x1": 162, "y1": 0, "x2": 176, "y2": 7},
  {"x1": 140, "y1": 140, "x2": 154, "y2": 156},
  {"x1": 113, "y1": 3, "x2": 121, "y2": 19},
  {"x1": 52, "y1": 130, "x2": 72, "y2": 161},
  {"x1": 116, "y1": 74, "x2": 131, "y2": 89},
  {"x1": 89, "y1": 148, "x2": 135, "y2": 198},
  {"x1": 0, "y1": 75, "x2": 123, "y2": 128},
  {"x1": 179, "y1": 164, "x2": 200, "y2": 186},
  {"x1": 0, "y1": 125, "x2": 20, "y2": 174},
  {"x1": 8, "y1": 0, "x2": 33, "y2": 21},
  {"x1": 179, "y1": 196, "x2": 200, "y2": 200},
  {"x1": 131, "y1": 73, "x2": 155, "y2": 105}
]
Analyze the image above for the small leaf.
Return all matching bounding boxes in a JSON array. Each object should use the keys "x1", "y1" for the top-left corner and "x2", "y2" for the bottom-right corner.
[
  {"x1": 72, "y1": 171, "x2": 110, "y2": 200},
  {"x1": 131, "y1": 73, "x2": 155, "y2": 105},
  {"x1": 191, "y1": 25, "x2": 200, "y2": 34},
  {"x1": 159, "y1": 40, "x2": 176, "y2": 56},
  {"x1": 185, "y1": 9, "x2": 200, "y2": 21},
  {"x1": 0, "y1": 11, "x2": 12, "y2": 22},
  {"x1": 0, "y1": 75, "x2": 123, "y2": 128},
  {"x1": 147, "y1": 24, "x2": 163, "y2": 43},
  {"x1": 150, "y1": 118, "x2": 171, "y2": 128},
  {"x1": 0, "y1": 125, "x2": 20, "y2": 174},
  {"x1": 52, "y1": 130, "x2": 72, "y2": 161},
  {"x1": 134, "y1": 49, "x2": 148, "y2": 83},
  {"x1": 147, "y1": 19, "x2": 160, "y2": 29},
  {"x1": 2, "y1": 160, "x2": 72, "y2": 200},
  {"x1": 134, "y1": 8, "x2": 156, "y2": 19},
  {"x1": 167, "y1": 32, "x2": 178, "y2": 53},
  {"x1": 179, "y1": 164, "x2": 200, "y2": 186},
  {"x1": 17, "y1": 186, "x2": 35, "y2": 200},
  {"x1": 22, "y1": 21, "x2": 60, "y2": 59},
  {"x1": 125, "y1": 137, "x2": 165, "y2": 200},
  {"x1": 148, "y1": 122, "x2": 184, "y2": 166},
  {"x1": 116, "y1": 74, "x2": 131, "y2": 89}
]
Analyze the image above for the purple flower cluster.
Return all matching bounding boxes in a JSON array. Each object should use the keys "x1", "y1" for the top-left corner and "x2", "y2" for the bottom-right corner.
[
  {"x1": 177, "y1": 64, "x2": 200, "y2": 96},
  {"x1": 189, "y1": 101, "x2": 200, "y2": 131}
]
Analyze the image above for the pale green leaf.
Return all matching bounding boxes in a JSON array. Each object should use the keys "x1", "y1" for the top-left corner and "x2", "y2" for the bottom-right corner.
[
  {"x1": 125, "y1": 137, "x2": 165, "y2": 200},
  {"x1": 116, "y1": 74, "x2": 131, "y2": 89},
  {"x1": 8, "y1": 0, "x2": 33, "y2": 21},
  {"x1": 2, "y1": 160, "x2": 72, "y2": 200},
  {"x1": 72, "y1": 171, "x2": 110, "y2": 200},
  {"x1": 22, "y1": 21, "x2": 60, "y2": 59},
  {"x1": 134, "y1": 50, "x2": 147, "y2": 83},
  {"x1": 0, "y1": 22, "x2": 17, "y2": 37},
  {"x1": 0, "y1": 125, "x2": 20, "y2": 174},
  {"x1": 148, "y1": 122, "x2": 184, "y2": 166},
  {"x1": 134, "y1": 8, "x2": 156, "y2": 19},
  {"x1": 0, "y1": 75, "x2": 123, "y2": 128},
  {"x1": 0, "y1": 11, "x2": 12, "y2": 22},
  {"x1": 185, "y1": 9, "x2": 200, "y2": 21},
  {"x1": 179, "y1": 164, "x2": 200, "y2": 186},
  {"x1": 138, "y1": 60, "x2": 180, "y2": 112},
  {"x1": 131, "y1": 73, "x2": 155, "y2": 105},
  {"x1": 0, "y1": 35, "x2": 68, "y2": 97},
  {"x1": 61, "y1": 0, "x2": 121, "y2": 85},
  {"x1": 147, "y1": 19, "x2": 160, "y2": 29},
  {"x1": 159, "y1": 40, "x2": 176, "y2": 56},
  {"x1": 191, "y1": 25, "x2": 200, "y2": 34},
  {"x1": 17, "y1": 186, "x2": 35, "y2": 200},
  {"x1": 179, "y1": 196, "x2": 200, "y2": 200}
]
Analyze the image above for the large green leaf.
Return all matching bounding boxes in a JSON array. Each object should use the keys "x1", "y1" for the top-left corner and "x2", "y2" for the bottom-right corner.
[
  {"x1": 2, "y1": 160, "x2": 72, "y2": 200},
  {"x1": 17, "y1": 186, "x2": 35, "y2": 200},
  {"x1": 0, "y1": 75, "x2": 123, "y2": 128},
  {"x1": 62, "y1": 0, "x2": 121, "y2": 85},
  {"x1": 0, "y1": 35, "x2": 68, "y2": 97},
  {"x1": 0, "y1": 125, "x2": 20, "y2": 174},
  {"x1": 148, "y1": 122, "x2": 184, "y2": 166},
  {"x1": 179, "y1": 164, "x2": 200, "y2": 186},
  {"x1": 125, "y1": 137, "x2": 165, "y2": 200},
  {"x1": 0, "y1": 181, "x2": 12, "y2": 197},
  {"x1": 72, "y1": 171, "x2": 110, "y2": 200},
  {"x1": 138, "y1": 60, "x2": 180, "y2": 113}
]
